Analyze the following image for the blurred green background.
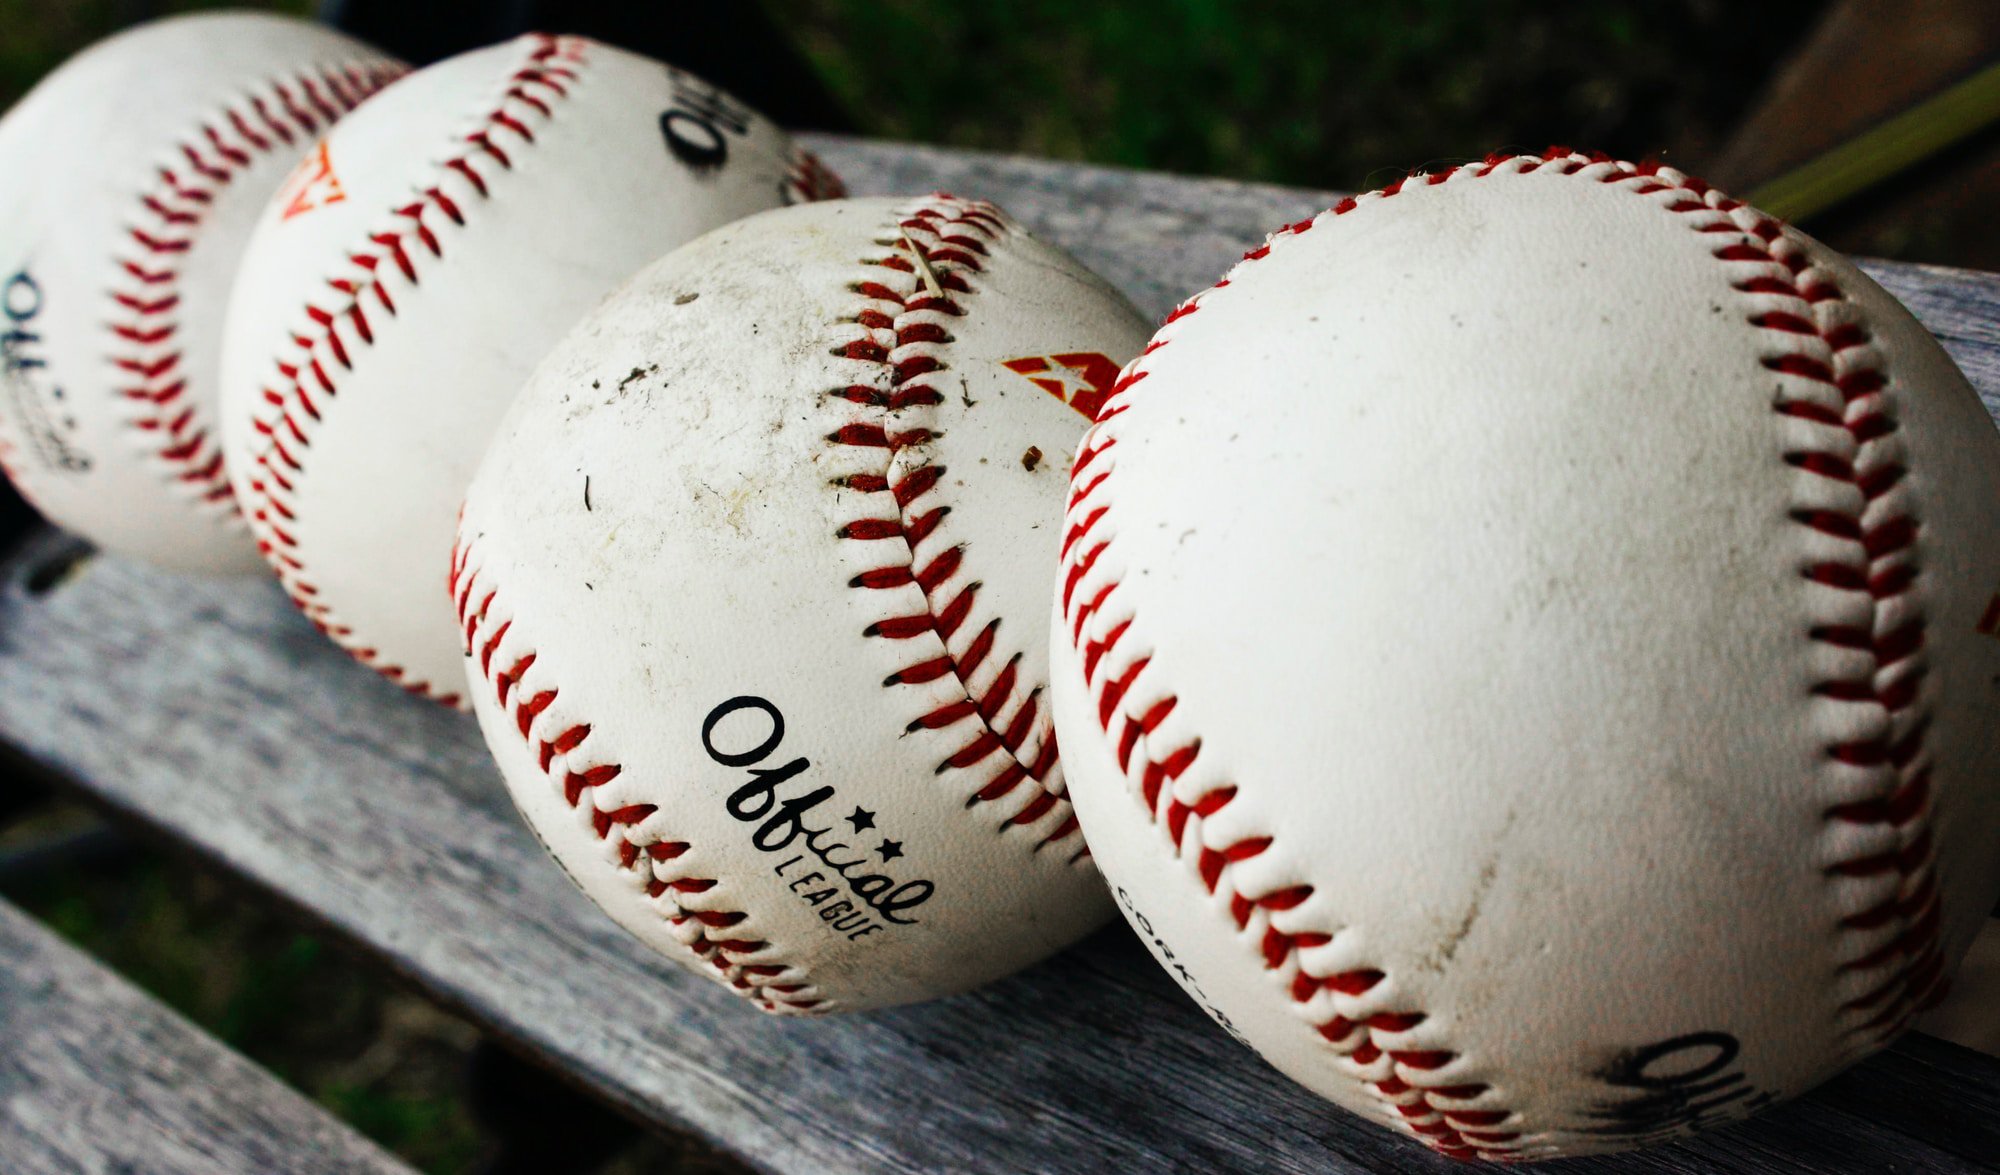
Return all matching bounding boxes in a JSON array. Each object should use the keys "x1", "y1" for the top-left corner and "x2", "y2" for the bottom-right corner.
[
  {"x1": 5, "y1": 0, "x2": 1995, "y2": 264},
  {"x1": 779, "y1": 0, "x2": 1816, "y2": 191},
  {"x1": 2, "y1": 1, "x2": 1995, "y2": 1172}
]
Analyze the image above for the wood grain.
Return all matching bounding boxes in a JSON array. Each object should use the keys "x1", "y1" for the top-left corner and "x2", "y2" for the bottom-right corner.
[
  {"x1": 0, "y1": 138, "x2": 1997, "y2": 1173},
  {"x1": 0, "y1": 897, "x2": 414, "y2": 1174}
]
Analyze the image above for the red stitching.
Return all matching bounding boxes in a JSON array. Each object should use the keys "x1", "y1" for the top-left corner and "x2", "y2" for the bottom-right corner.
[
  {"x1": 1059, "y1": 147, "x2": 1940, "y2": 1159},
  {"x1": 785, "y1": 147, "x2": 848, "y2": 204},
  {"x1": 237, "y1": 35, "x2": 590, "y2": 706},
  {"x1": 104, "y1": 58, "x2": 405, "y2": 514},
  {"x1": 448, "y1": 528, "x2": 826, "y2": 1013},
  {"x1": 827, "y1": 195, "x2": 1084, "y2": 855}
]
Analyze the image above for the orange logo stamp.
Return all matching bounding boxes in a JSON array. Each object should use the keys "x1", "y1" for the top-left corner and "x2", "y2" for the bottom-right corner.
[{"x1": 279, "y1": 141, "x2": 346, "y2": 220}]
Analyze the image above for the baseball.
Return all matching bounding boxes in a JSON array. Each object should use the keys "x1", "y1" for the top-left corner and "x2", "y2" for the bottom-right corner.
[
  {"x1": 0, "y1": 12, "x2": 401, "y2": 573},
  {"x1": 450, "y1": 195, "x2": 1149, "y2": 1011},
  {"x1": 219, "y1": 33, "x2": 843, "y2": 705},
  {"x1": 1049, "y1": 149, "x2": 2000, "y2": 1159}
]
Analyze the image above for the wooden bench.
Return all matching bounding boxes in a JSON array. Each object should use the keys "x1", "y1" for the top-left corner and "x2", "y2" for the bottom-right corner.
[
  {"x1": 0, "y1": 895, "x2": 415, "y2": 1174},
  {"x1": 1, "y1": 135, "x2": 1997, "y2": 1173}
]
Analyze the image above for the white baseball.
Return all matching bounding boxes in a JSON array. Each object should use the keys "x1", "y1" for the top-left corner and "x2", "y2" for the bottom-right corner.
[
  {"x1": 1050, "y1": 150, "x2": 2000, "y2": 1159},
  {"x1": 220, "y1": 33, "x2": 842, "y2": 705},
  {"x1": 0, "y1": 13, "x2": 401, "y2": 572},
  {"x1": 451, "y1": 195, "x2": 1148, "y2": 1011}
]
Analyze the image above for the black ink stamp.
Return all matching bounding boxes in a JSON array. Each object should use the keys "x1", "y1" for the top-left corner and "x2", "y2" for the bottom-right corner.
[
  {"x1": 1, "y1": 269, "x2": 90, "y2": 474},
  {"x1": 1114, "y1": 885, "x2": 1249, "y2": 1045},
  {"x1": 659, "y1": 68, "x2": 752, "y2": 172},
  {"x1": 703, "y1": 695, "x2": 935, "y2": 942},
  {"x1": 1582, "y1": 1031, "x2": 1775, "y2": 1143}
]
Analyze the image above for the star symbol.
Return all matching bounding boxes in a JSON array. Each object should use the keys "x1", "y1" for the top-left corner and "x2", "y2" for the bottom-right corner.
[
  {"x1": 877, "y1": 839, "x2": 904, "y2": 862},
  {"x1": 1025, "y1": 361, "x2": 1098, "y2": 402},
  {"x1": 847, "y1": 806, "x2": 876, "y2": 832},
  {"x1": 1002, "y1": 353, "x2": 1121, "y2": 420}
]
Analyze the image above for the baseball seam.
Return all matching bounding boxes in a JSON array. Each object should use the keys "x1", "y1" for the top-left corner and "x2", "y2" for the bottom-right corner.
[
  {"x1": 1058, "y1": 146, "x2": 1939, "y2": 1158},
  {"x1": 236, "y1": 35, "x2": 845, "y2": 705},
  {"x1": 109, "y1": 58, "x2": 406, "y2": 521},
  {"x1": 449, "y1": 529, "x2": 828, "y2": 1012},
  {"x1": 827, "y1": 194, "x2": 1085, "y2": 856},
  {"x1": 237, "y1": 33, "x2": 593, "y2": 707},
  {"x1": 783, "y1": 145, "x2": 848, "y2": 205}
]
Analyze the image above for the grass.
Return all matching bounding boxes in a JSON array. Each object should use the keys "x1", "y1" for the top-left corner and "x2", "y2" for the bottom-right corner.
[
  {"x1": 3, "y1": 1, "x2": 1830, "y2": 191},
  {"x1": 0, "y1": 796, "x2": 746, "y2": 1174},
  {"x1": 0, "y1": 799, "x2": 487, "y2": 1173},
  {"x1": 770, "y1": 0, "x2": 1829, "y2": 191}
]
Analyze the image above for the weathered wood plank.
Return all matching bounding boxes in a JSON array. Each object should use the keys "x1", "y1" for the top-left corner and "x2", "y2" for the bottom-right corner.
[
  {"x1": 1, "y1": 138, "x2": 1998, "y2": 1173},
  {"x1": 0, "y1": 897, "x2": 415, "y2": 1175},
  {"x1": 804, "y1": 134, "x2": 1338, "y2": 327}
]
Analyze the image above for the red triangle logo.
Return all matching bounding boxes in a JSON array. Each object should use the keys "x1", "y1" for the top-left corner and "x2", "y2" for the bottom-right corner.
[{"x1": 1003, "y1": 352, "x2": 1122, "y2": 421}]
